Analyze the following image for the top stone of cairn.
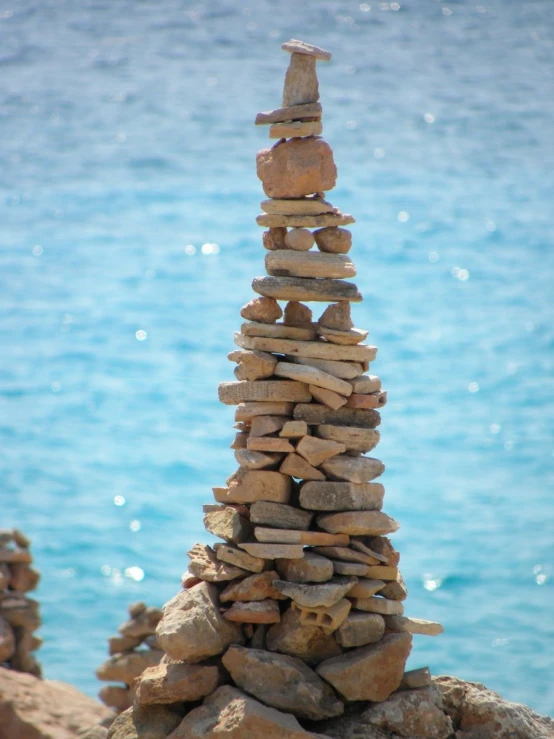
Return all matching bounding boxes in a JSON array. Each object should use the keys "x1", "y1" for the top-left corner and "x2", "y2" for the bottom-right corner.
[{"x1": 282, "y1": 38, "x2": 332, "y2": 61}]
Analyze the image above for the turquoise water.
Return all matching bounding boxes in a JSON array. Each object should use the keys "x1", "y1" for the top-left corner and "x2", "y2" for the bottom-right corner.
[{"x1": 2, "y1": 0, "x2": 553, "y2": 716}]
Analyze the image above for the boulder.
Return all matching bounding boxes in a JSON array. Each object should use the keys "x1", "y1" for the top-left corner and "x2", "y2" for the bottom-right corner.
[{"x1": 257, "y1": 138, "x2": 337, "y2": 199}]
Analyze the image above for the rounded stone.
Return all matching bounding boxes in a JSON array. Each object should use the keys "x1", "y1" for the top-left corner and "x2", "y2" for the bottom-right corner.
[
  {"x1": 314, "y1": 227, "x2": 352, "y2": 254},
  {"x1": 285, "y1": 228, "x2": 315, "y2": 251}
]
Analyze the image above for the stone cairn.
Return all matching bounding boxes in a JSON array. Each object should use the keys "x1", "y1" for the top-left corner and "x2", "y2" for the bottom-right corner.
[
  {"x1": 0, "y1": 529, "x2": 42, "y2": 677},
  {"x1": 125, "y1": 39, "x2": 444, "y2": 738},
  {"x1": 96, "y1": 601, "x2": 163, "y2": 714}
]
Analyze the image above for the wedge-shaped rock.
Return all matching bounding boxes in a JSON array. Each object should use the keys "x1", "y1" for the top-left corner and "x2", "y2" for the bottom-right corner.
[
  {"x1": 380, "y1": 573, "x2": 408, "y2": 601},
  {"x1": 282, "y1": 51, "x2": 319, "y2": 107},
  {"x1": 362, "y1": 565, "x2": 399, "y2": 581},
  {"x1": 256, "y1": 138, "x2": 336, "y2": 199},
  {"x1": 171, "y1": 685, "x2": 326, "y2": 739},
  {"x1": 316, "y1": 425, "x2": 380, "y2": 453},
  {"x1": 248, "y1": 437, "x2": 296, "y2": 453},
  {"x1": 296, "y1": 436, "x2": 346, "y2": 466},
  {"x1": 257, "y1": 213, "x2": 355, "y2": 228},
  {"x1": 362, "y1": 535, "x2": 400, "y2": 566},
  {"x1": 252, "y1": 276, "x2": 362, "y2": 304},
  {"x1": 280, "y1": 420, "x2": 308, "y2": 438},
  {"x1": 156, "y1": 582, "x2": 244, "y2": 663},
  {"x1": 335, "y1": 612, "x2": 385, "y2": 648},
  {"x1": 250, "y1": 415, "x2": 290, "y2": 437},
  {"x1": 203, "y1": 507, "x2": 252, "y2": 544},
  {"x1": 222, "y1": 646, "x2": 344, "y2": 721},
  {"x1": 266, "y1": 251, "x2": 356, "y2": 280},
  {"x1": 224, "y1": 600, "x2": 281, "y2": 624},
  {"x1": 331, "y1": 560, "x2": 370, "y2": 577},
  {"x1": 214, "y1": 543, "x2": 266, "y2": 574},
  {"x1": 317, "y1": 511, "x2": 399, "y2": 536},
  {"x1": 300, "y1": 482, "x2": 384, "y2": 512},
  {"x1": 255, "y1": 101, "x2": 322, "y2": 125},
  {"x1": 229, "y1": 349, "x2": 277, "y2": 381},
  {"x1": 255, "y1": 528, "x2": 349, "y2": 547},
  {"x1": 313, "y1": 546, "x2": 381, "y2": 566},
  {"x1": 239, "y1": 543, "x2": 304, "y2": 559},
  {"x1": 234, "y1": 449, "x2": 284, "y2": 470},
  {"x1": 291, "y1": 599, "x2": 351, "y2": 635},
  {"x1": 219, "y1": 380, "x2": 312, "y2": 405},
  {"x1": 275, "y1": 361, "x2": 352, "y2": 396},
  {"x1": 318, "y1": 301, "x2": 353, "y2": 331},
  {"x1": 215, "y1": 470, "x2": 292, "y2": 505},
  {"x1": 351, "y1": 595, "x2": 404, "y2": 616},
  {"x1": 280, "y1": 453, "x2": 326, "y2": 481},
  {"x1": 294, "y1": 405, "x2": 381, "y2": 428},
  {"x1": 241, "y1": 320, "x2": 316, "y2": 341},
  {"x1": 384, "y1": 615, "x2": 444, "y2": 636},
  {"x1": 399, "y1": 666, "x2": 432, "y2": 689},
  {"x1": 187, "y1": 544, "x2": 249, "y2": 582},
  {"x1": 349, "y1": 375, "x2": 382, "y2": 394},
  {"x1": 320, "y1": 455, "x2": 385, "y2": 483},
  {"x1": 309, "y1": 385, "x2": 348, "y2": 409},
  {"x1": 96, "y1": 649, "x2": 163, "y2": 684},
  {"x1": 283, "y1": 301, "x2": 313, "y2": 326},
  {"x1": 347, "y1": 579, "x2": 387, "y2": 599},
  {"x1": 345, "y1": 391, "x2": 387, "y2": 409},
  {"x1": 288, "y1": 356, "x2": 364, "y2": 380},
  {"x1": 269, "y1": 119, "x2": 323, "y2": 139},
  {"x1": 235, "y1": 402, "x2": 294, "y2": 421},
  {"x1": 261, "y1": 198, "x2": 334, "y2": 216},
  {"x1": 250, "y1": 501, "x2": 314, "y2": 531},
  {"x1": 230, "y1": 432, "x2": 247, "y2": 449},
  {"x1": 135, "y1": 662, "x2": 220, "y2": 705},
  {"x1": 317, "y1": 326, "x2": 368, "y2": 346},
  {"x1": 267, "y1": 607, "x2": 342, "y2": 667},
  {"x1": 220, "y1": 571, "x2": 287, "y2": 603},
  {"x1": 274, "y1": 577, "x2": 357, "y2": 608},
  {"x1": 316, "y1": 632, "x2": 412, "y2": 702},
  {"x1": 240, "y1": 295, "x2": 282, "y2": 323},
  {"x1": 276, "y1": 551, "x2": 334, "y2": 583}
]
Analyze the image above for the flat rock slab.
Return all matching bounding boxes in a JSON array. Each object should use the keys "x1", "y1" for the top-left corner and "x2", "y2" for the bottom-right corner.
[
  {"x1": 351, "y1": 595, "x2": 404, "y2": 616},
  {"x1": 296, "y1": 436, "x2": 346, "y2": 466},
  {"x1": 241, "y1": 321, "x2": 317, "y2": 341},
  {"x1": 280, "y1": 452, "x2": 326, "y2": 481},
  {"x1": 269, "y1": 120, "x2": 323, "y2": 138},
  {"x1": 320, "y1": 455, "x2": 385, "y2": 483},
  {"x1": 255, "y1": 102, "x2": 322, "y2": 125},
  {"x1": 331, "y1": 560, "x2": 371, "y2": 577},
  {"x1": 294, "y1": 405, "x2": 381, "y2": 428},
  {"x1": 250, "y1": 501, "x2": 314, "y2": 531},
  {"x1": 267, "y1": 607, "x2": 343, "y2": 667},
  {"x1": 274, "y1": 577, "x2": 357, "y2": 608},
  {"x1": 384, "y1": 615, "x2": 444, "y2": 636},
  {"x1": 156, "y1": 581, "x2": 244, "y2": 663},
  {"x1": 235, "y1": 402, "x2": 294, "y2": 421},
  {"x1": 362, "y1": 565, "x2": 399, "y2": 581},
  {"x1": 335, "y1": 611, "x2": 385, "y2": 648},
  {"x1": 346, "y1": 391, "x2": 387, "y2": 409},
  {"x1": 312, "y1": 546, "x2": 381, "y2": 566},
  {"x1": 349, "y1": 375, "x2": 382, "y2": 394},
  {"x1": 219, "y1": 380, "x2": 312, "y2": 405},
  {"x1": 261, "y1": 198, "x2": 335, "y2": 215},
  {"x1": 276, "y1": 551, "x2": 334, "y2": 583},
  {"x1": 214, "y1": 543, "x2": 266, "y2": 573},
  {"x1": 187, "y1": 543, "x2": 249, "y2": 583},
  {"x1": 257, "y1": 213, "x2": 355, "y2": 228},
  {"x1": 289, "y1": 356, "x2": 364, "y2": 380},
  {"x1": 300, "y1": 482, "x2": 384, "y2": 512},
  {"x1": 237, "y1": 334, "x2": 374, "y2": 365},
  {"x1": 222, "y1": 646, "x2": 344, "y2": 721},
  {"x1": 275, "y1": 361, "x2": 353, "y2": 396},
  {"x1": 248, "y1": 437, "x2": 296, "y2": 453},
  {"x1": 215, "y1": 470, "x2": 292, "y2": 505},
  {"x1": 135, "y1": 662, "x2": 220, "y2": 705},
  {"x1": 316, "y1": 632, "x2": 412, "y2": 702},
  {"x1": 266, "y1": 250, "x2": 356, "y2": 280},
  {"x1": 282, "y1": 38, "x2": 332, "y2": 60},
  {"x1": 309, "y1": 384, "x2": 348, "y2": 409},
  {"x1": 316, "y1": 425, "x2": 380, "y2": 453},
  {"x1": 347, "y1": 579, "x2": 387, "y2": 599},
  {"x1": 256, "y1": 138, "x2": 336, "y2": 199},
  {"x1": 234, "y1": 449, "x2": 284, "y2": 470},
  {"x1": 239, "y1": 543, "x2": 304, "y2": 560},
  {"x1": 280, "y1": 420, "x2": 309, "y2": 438},
  {"x1": 220, "y1": 571, "x2": 287, "y2": 603},
  {"x1": 317, "y1": 511, "x2": 399, "y2": 536},
  {"x1": 224, "y1": 600, "x2": 281, "y2": 624},
  {"x1": 255, "y1": 527, "x2": 349, "y2": 547},
  {"x1": 317, "y1": 326, "x2": 368, "y2": 346},
  {"x1": 252, "y1": 276, "x2": 362, "y2": 304}
]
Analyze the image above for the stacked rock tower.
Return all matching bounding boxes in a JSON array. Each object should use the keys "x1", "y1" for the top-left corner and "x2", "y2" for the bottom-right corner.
[{"x1": 129, "y1": 40, "x2": 443, "y2": 736}]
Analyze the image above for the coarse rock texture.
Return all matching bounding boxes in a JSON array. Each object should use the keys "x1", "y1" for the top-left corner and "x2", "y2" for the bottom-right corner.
[
  {"x1": 107, "y1": 704, "x2": 185, "y2": 739},
  {"x1": 257, "y1": 138, "x2": 337, "y2": 199}
]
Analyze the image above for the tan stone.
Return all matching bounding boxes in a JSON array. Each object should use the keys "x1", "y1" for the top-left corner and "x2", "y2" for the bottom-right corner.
[
  {"x1": 348, "y1": 375, "x2": 382, "y2": 394},
  {"x1": 317, "y1": 511, "x2": 399, "y2": 536},
  {"x1": 291, "y1": 599, "x2": 351, "y2": 634},
  {"x1": 234, "y1": 449, "x2": 284, "y2": 470},
  {"x1": 107, "y1": 633, "x2": 141, "y2": 656},
  {"x1": 99, "y1": 684, "x2": 132, "y2": 712},
  {"x1": 276, "y1": 551, "x2": 334, "y2": 583},
  {"x1": 309, "y1": 384, "x2": 348, "y2": 409},
  {"x1": 345, "y1": 390, "x2": 387, "y2": 408},
  {"x1": 0, "y1": 547, "x2": 32, "y2": 564},
  {"x1": 96, "y1": 649, "x2": 163, "y2": 684},
  {"x1": 384, "y1": 615, "x2": 444, "y2": 636},
  {"x1": 282, "y1": 39, "x2": 332, "y2": 60},
  {"x1": 347, "y1": 579, "x2": 387, "y2": 599},
  {"x1": 187, "y1": 544, "x2": 249, "y2": 582},
  {"x1": 289, "y1": 356, "x2": 363, "y2": 380},
  {"x1": 282, "y1": 52, "x2": 319, "y2": 107},
  {"x1": 279, "y1": 420, "x2": 308, "y2": 438},
  {"x1": 0, "y1": 616, "x2": 15, "y2": 662},
  {"x1": 240, "y1": 296, "x2": 282, "y2": 324},
  {"x1": 1, "y1": 593, "x2": 41, "y2": 632},
  {"x1": 214, "y1": 543, "x2": 266, "y2": 574},
  {"x1": 229, "y1": 349, "x2": 277, "y2": 381},
  {"x1": 362, "y1": 565, "x2": 399, "y2": 581},
  {"x1": 255, "y1": 528, "x2": 349, "y2": 547},
  {"x1": 215, "y1": 470, "x2": 291, "y2": 505},
  {"x1": 9, "y1": 564, "x2": 40, "y2": 592},
  {"x1": 296, "y1": 436, "x2": 346, "y2": 466},
  {"x1": 250, "y1": 501, "x2": 314, "y2": 531},
  {"x1": 220, "y1": 571, "x2": 286, "y2": 603},
  {"x1": 219, "y1": 380, "x2": 312, "y2": 405},
  {"x1": 222, "y1": 646, "x2": 344, "y2": 720},
  {"x1": 135, "y1": 662, "x2": 220, "y2": 705},
  {"x1": 235, "y1": 402, "x2": 294, "y2": 421},
  {"x1": 318, "y1": 302, "x2": 353, "y2": 331},
  {"x1": 203, "y1": 506, "x2": 252, "y2": 544},
  {"x1": 239, "y1": 543, "x2": 304, "y2": 559},
  {"x1": 250, "y1": 415, "x2": 290, "y2": 437},
  {"x1": 320, "y1": 455, "x2": 385, "y2": 483},
  {"x1": 359, "y1": 535, "x2": 400, "y2": 566},
  {"x1": 351, "y1": 596, "x2": 404, "y2": 616},
  {"x1": 350, "y1": 539, "x2": 388, "y2": 563},
  {"x1": 256, "y1": 138, "x2": 336, "y2": 199},
  {"x1": 251, "y1": 276, "x2": 362, "y2": 303},
  {"x1": 335, "y1": 611, "x2": 385, "y2": 648},
  {"x1": 316, "y1": 632, "x2": 412, "y2": 702},
  {"x1": 263, "y1": 227, "x2": 288, "y2": 251},
  {"x1": 267, "y1": 607, "x2": 342, "y2": 667},
  {"x1": 293, "y1": 404, "x2": 381, "y2": 428},
  {"x1": 247, "y1": 437, "x2": 296, "y2": 453},
  {"x1": 317, "y1": 326, "x2": 369, "y2": 346},
  {"x1": 314, "y1": 226, "x2": 352, "y2": 254},
  {"x1": 269, "y1": 119, "x2": 323, "y2": 139},
  {"x1": 284, "y1": 228, "x2": 315, "y2": 251},
  {"x1": 257, "y1": 212, "x2": 355, "y2": 228},
  {"x1": 241, "y1": 321, "x2": 316, "y2": 341},
  {"x1": 266, "y1": 251, "x2": 356, "y2": 280},
  {"x1": 283, "y1": 301, "x2": 313, "y2": 326},
  {"x1": 274, "y1": 362, "x2": 352, "y2": 396},
  {"x1": 181, "y1": 571, "x2": 202, "y2": 589},
  {"x1": 380, "y1": 572, "x2": 408, "y2": 601},
  {"x1": 156, "y1": 582, "x2": 244, "y2": 663},
  {"x1": 280, "y1": 453, "x2": 325, "y2": 481},
  {"x1": 263, "y1": 198, "x2": 334, "y2": 216},
  {"x1": 300, "y1": 481, "x2": 384, "y2": 512},
  {"x1": 255, "y1": 101, "x2": 322, "y2": 125},
  {"x1": 312, "y1": 546, "x2": 381, "y2": 566},
  {"x1": 230, "y1": 432, "x2": 247, "y2": 450},
  {"x1": 400, "y1": 666, "x2": 432, "y2": 689},
  {"x1": 274, "y1": 577, "x2": 356, "y2": 608},
  {"x1": 331, "y1": 561, "x2": 370, "y2": 577},
  {"x1": 224, "y1": 600, "x2": 282, "y2": 624}
]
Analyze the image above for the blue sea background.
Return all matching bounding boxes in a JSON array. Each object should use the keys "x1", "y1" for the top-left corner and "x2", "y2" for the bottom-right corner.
[{"x1": 1, "y1": 0, "x2": 553, "y2": 716}]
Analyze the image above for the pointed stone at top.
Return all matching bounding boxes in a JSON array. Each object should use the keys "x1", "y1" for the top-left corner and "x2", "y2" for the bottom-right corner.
[{"x1": 282, "y1": 39, "x2": 332, "y2": 62}]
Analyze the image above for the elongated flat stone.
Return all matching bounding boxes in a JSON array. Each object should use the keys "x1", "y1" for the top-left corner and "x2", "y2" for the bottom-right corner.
[
  {"x1": 250, "y1": 415, "x2": 290, "y2": 437},
  {"x1": 269, "y1": 119, "x2": 323, "y2": 138},
  {"x1": 266, "y1": 250, "x2": 356, "y2": 280},
  {"x1": 320, "y1": 455, "x2": 385, "y2": 483},
  {"x1": 261, "y1": 198, "x2": 335, "y2": 216},
  {"x1": 235, "y1": 402, "x2": 294, "y2": 421},
  {"x1": 289, "y1": 356, "x2": 364, "y2": 380},
  {"x1": 274, "y1": 362, "x2": 353, "y2": 396},
  {"x1": 300, "y1": 481, "x2": 384, "y2": 512},
  {"x1": 234, "y1": 449, "x2": 284, "y2": 470},
  {"x1": 282, "y1": 39, "x2": 332, "y2": 61},
  {"x1": 247, "y1": 437, "x2": 295, "y2": 453},
  {"x1": 250, "y1": 501, "x2": 314, "y2": 531},
  {"x1": 335, "y1": 612, "x2": 385, "y2": 648},
  {"x1": 312, "y1": 546, "x2": 381, "y2": 566},
  {"x1": 309, "y1": 384, "x2": 348, "y2": 409},
  {"x1": 239, "y1": 543, "x2": 304, "y2": 559},
  {"x1": 280, "y1": 453, "x2": 325, "y2": 481},
  {"x1": 254, "y1": 528, "x2": 349, "y2": 547},
  {"x1": 384, "y1": 616, "x2": 444, "y2": 636},
  {"x1": 214, "y1": 470, "x2": 291, "y2": 505},
  {"x1": 346, "y1": 579, "x2": 387, "y2": 600},
  {"x1": 296, "y1": 436, "x2": 346, "y2": 466},
  {"x1": 362, "y1": 566, "x2": 399, "y2": 581},
  {"x1": 351, "y1": 596, "x2": 404, "y2": 616},
  {"x1": 214, "y1": 543, "x2": 266, "y2": 574},
  {"x1": 224, "y1": 600, "x2": 281, "y2": 624},
  {"x1": 276, "y1": 551, "x2": 334, "y2": 583},
  {"x1": 257, "y1": 212, "x2": 355, "y2": 229},
  {"x1": 294, "y1": 404, "x2": 381, "y2": 428},
  {"x1": 332, "y1": 560, "x2": 370, "y2": 576},
  {"x1": 236, "y1": 335, "x2": 375, "y2": 365},
  {"x1": 279, "y1": 420, "x2": 308, "y2": 438},
  {"x1": 317, "y1": 326, "x2": 368, "y2": 346},
  {"x1": 252, "y1": 276, "x2": 362, "y2": 304},
  {"x1": 316, "y1": 425, "x2": 380, "y2": 453},
  {"x1": 255, "y1": 102, "x2": 322, "y2": 125},
  {"x1": 219, "y1": 380, "x2": 312, "y2": 405},
  {"x1": 291, "y1": 599, "x2": 351, "y2": 635},
  {"x1": 345, "y1": 391, "x2": 387, "y2": 409},
  {"x1": 241, "y1": 321, "x2": 316, "y2": 341},
  {"x1": 220, "y1": 571, "x2": 286, "y2": 603},
  {"x1": 275, "y1": 577, "x2": 357, "y2": 608},
  {"x1": 187, "y1": 544, "x2": 249, "y2": 583},
  {"x1": 317, "y1": 511, "x2": 399, "y2": 536}
]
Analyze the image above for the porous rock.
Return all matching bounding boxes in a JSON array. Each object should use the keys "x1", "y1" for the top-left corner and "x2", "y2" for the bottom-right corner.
[
  {"x1": 267, "y1": 607, "x2": 343, "y2": 666},
  {"x1": 257, "y1": 138, "x2": 337, "y2": 199}
]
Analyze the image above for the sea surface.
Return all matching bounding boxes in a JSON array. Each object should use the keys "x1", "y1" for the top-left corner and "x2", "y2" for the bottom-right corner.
[{"x1": 1, "y1": 0, "x2": 553, "y2": 716}]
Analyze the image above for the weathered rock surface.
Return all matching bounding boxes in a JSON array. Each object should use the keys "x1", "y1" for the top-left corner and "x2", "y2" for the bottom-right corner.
[
  {"x1": 96, "y1": 649, "x2": 163, "y2": 684},
  {"x1": 257, "y1": 138, "x2": 337, "y2": 199},
  {"x1": 134, "y1": 662, "x2": 220, "y2": 705},
  {"x1": 267, "y1": 607, "x2": 343, "y2": 666},
  {"x1": 108, "y1": 704, "x2": 185, "y2": 739}
]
